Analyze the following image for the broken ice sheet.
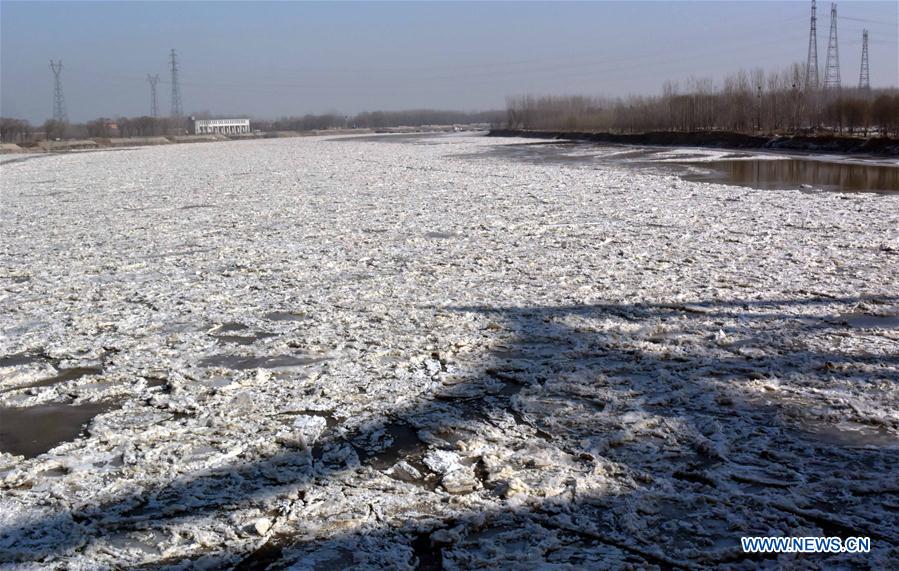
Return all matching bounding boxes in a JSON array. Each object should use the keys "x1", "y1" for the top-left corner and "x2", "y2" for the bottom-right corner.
[{"x1": 1, "y1": 134, "x2": 897, "y2": 567}]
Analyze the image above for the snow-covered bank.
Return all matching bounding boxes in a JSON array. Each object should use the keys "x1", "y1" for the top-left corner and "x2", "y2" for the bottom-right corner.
[{"x1": 1, "y1": 134, "x2": 897, "y2": 568}]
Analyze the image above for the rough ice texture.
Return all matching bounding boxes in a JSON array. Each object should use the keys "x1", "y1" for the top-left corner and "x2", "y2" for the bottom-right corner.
[{"x1": 1, "y1": 134, "x2": 897, "y2": 568}]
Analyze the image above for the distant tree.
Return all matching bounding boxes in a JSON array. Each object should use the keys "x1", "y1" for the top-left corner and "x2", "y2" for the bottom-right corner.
[
  {"x1": 841, "y1": 99, "x2": 868, "y2": 135},
  {"x1": 871, "y1": 94, "x2": 899, "y2": 137},
  {"x1": 112, "y1": 116, "x2": 169, "y2": 138},
  {"x1": 42, "y1": 119, "x2": 66, "y2": 140},
  {"x1": 0, "y1": 117, "x2": 32, "y2": 142},
  {"x1": 132, "y1": 116, "x2": 159, "y2": 136},
  {"x1": 86, "y1": 118, "x2": 114, "y2": 138},
  {"x1": 117, "y1": 117, "x2": 134, "y2": 137}
]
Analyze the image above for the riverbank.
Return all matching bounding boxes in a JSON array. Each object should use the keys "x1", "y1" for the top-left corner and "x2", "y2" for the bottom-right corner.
[
  {"x1": 489, "y1": 128, "x2": 899, "y2": 156},
  {"x1": 0, "y1": 131, "x2": 366, "y2": 154},
  {"x1": 0, "y1": 124, "x2": 491, "y2": 155}
]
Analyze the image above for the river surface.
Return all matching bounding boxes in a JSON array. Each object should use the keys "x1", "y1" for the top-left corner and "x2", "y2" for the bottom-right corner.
[
  {"x1": 2, "y1": 133, "x2": 897, "y2": 568},
  {"x1": 366, "y1": 133, "x2": 899, "y2": 194},
  {"x1": 681, "y1": 157, "x2": 899, "y2": 193}
]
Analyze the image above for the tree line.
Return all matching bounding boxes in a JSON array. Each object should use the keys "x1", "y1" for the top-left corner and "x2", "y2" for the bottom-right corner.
[
  {"x1": 506, "y1": 65, "x2": 899, "y2": 137},
  {"x1": 1, "y1": 109, "x2": 505, "y2": 143},
  {"x1": 254, "y1": 109, "x2": 504, "y2": 132},
  {"x1": 0, "y1": 116, "x2": 192, "y2": 143}
]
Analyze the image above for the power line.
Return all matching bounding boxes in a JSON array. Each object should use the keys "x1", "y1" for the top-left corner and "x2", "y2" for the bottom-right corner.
[
  {"x1": 824, "y1": 2, "x2": 841, "y2": 89},
  {"x1": 169, "y1": 48, "x2": 183, "y2": 117},
  {"x1": 49, "y1": 60, "x2": 68, "y2": 122},
  {"x1": 147, "y1": 74, "x2": 160, "y2": 117},
  {"x1": 841, "y1": 15, "x2": 897, "y2": 28},
  {"x1": 66, "y1": 38, "x2": 814, "y2": 99}
]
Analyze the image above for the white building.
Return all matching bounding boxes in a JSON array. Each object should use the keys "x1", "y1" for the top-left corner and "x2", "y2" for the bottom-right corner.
[{"x1": 193, "y1": 118, "x2": 250, "y2": 135}]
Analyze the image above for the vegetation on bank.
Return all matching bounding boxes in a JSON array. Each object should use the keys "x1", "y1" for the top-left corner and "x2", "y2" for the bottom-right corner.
[
  {"x1": 253, "y1": 109, "x2": 505, "y2": 132},
  {"x1": 0, "y1": 109, "x2": 505, "y2": 144},
  {"x1": 506, "y1": 67, "x2": 899, "y2": 137}
]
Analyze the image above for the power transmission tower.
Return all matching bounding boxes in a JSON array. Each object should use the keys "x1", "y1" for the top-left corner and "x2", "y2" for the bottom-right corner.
[
  {"x1": 858, "y1": 30, "x2": 870, "y2": 90},
  {"x1": 169, "y1": 48, "x2": 183, "y2": 117},
  {"x1": 147, "y1": 74, "x2": 160, "y2": 118},
  {"x1": 805, "y1": 0, "x2": 819, "y2": 89},
  {"x1": 823, "y1": 3, "x2": 841, "y2": 89},
  {"x1": 49, "y1": 60, "x2": 68, "y2": 123}
]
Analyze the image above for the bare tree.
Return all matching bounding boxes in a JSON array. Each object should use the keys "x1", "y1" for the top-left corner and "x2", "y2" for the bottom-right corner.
[
  {"x1": 0, "y1": 118, "x2": 32, "y2": 143},
  {"x1": 42, "y1": 119, "x2": 66, "y2": 140},
  {"x1": 503, "y1": 64, "x2": 897, "y2": 138}
]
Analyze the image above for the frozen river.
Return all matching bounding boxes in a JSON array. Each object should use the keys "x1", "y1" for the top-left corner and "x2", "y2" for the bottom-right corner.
[{"x1": 1, "y1": 134, "x2": 898, "y2": 568}]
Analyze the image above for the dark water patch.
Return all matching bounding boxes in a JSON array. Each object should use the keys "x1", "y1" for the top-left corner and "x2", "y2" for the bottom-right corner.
[
  {"x1": 141, "y1": 247, "x2": 215, "y2": 260},
  {"x1": 143, "y1": 376, "x2": 169, "y2": 389},
  {"x1": 411, "y1": 530, "x2": 444, "y2": 570},
  {"x1": 357, "y1": 422, "x2": 427, "y2": 470},
  {"x1": 198, "y1": 354, "x2": 325, "y2": 370},
  {"x1": 234, "y1": 540, "x2": 284, "y2": 571},
  {"x1": 425, "y1": 231, "x2": 457, "y2": 240},
  {"x1": 332, "y1": 132, "x2": 456, "y2": 144},
  {"x1": 17, "y1": 190, "x2": 68, "y2": 198},
  {"x1": 0, "y1": 401, "x2": 116, "y2": 458},
  {"x1": 210, "y1": 323, "x2": 277, "y2": 345},
  {"x1": 180, "y1": 204, "x2": 216, "y2": 210},
  {"x1": 264, "y1": 311, "x2": 306, "y2": 322},
  {"x1": 797, "y1": 421, "x2": 899, "y2": 449},
  {"x1": 3, "y1": 366, "x2": 102, "y2": 393},
  {"x1": 39, "y1": 466, "x2": 70, "y2": 478},
  {"x1": 214, "y1": 333, "x2": 277, "y2": 346},
  {"x1": 336, "y1": 271, "x2": 374, "y2": 283},
  {"x1": 453, "y1": 142, "x2": 601, "y2": 166},
  {"x1": 213, "y1": 322, "x2": 249, "y2": 333},
  {"x1": 682, "y1": 159, "x2": 899, "y2": 194},
  {"x1": 0, "y1": 154, "x2": 54, "y2": 166},
  {"x1": 834, "y1": 312, "x2": 899, "y2": 329},
  {"x1": 484, "y1": 369, "x2": 528, "y2": 398},
  {"x1": 0, "y1": 352, "x2": 49, "y2": 368},
  {"x1": 489, "y1": 340, "x2": 569, "y2": 362}
]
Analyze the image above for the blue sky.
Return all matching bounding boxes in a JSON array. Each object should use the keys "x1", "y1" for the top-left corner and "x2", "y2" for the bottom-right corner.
[{"x1": 2, "y1": 1, "x2": 896, "y2": 123}]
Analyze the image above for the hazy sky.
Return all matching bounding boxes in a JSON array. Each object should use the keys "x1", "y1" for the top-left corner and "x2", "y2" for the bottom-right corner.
[{"x1": 2, "y1": 1, "x2": 896, "y2": 123}]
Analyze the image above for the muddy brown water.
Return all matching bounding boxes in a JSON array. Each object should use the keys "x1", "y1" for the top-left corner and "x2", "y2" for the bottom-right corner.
[
  {"x1": 682, "y1": 159, "x2": 899, "y2": 194},
  {"x1": 0, "y1": 401, "x2": 116, "y2": 458}
]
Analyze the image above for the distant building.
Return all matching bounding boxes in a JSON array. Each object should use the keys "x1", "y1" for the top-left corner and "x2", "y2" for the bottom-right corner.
[{"x1": 192, "y1": 118, "x2": 250, "y2": 135}]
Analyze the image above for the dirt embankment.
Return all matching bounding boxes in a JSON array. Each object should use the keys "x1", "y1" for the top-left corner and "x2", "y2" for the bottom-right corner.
[{"x1": 488, "y1": 129, "x2": 899, "y2": 156}]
